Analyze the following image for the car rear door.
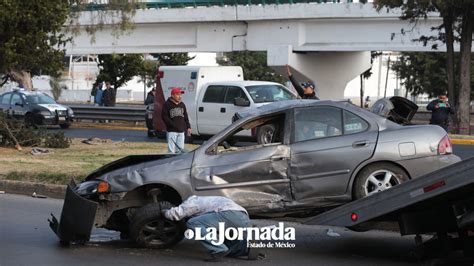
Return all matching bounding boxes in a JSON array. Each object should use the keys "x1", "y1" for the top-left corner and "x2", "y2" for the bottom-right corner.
[{"x1": 289, "y1": 105, "x2": 378, "y2": 201}]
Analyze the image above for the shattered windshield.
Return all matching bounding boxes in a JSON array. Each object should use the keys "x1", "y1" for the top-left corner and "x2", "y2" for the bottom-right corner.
[
  {"x1": 26, "y1": 94, "x2": 56, "y2": 104},
  {"x1": 245, "y1": 85, "x2": 295, "y2": 103}
]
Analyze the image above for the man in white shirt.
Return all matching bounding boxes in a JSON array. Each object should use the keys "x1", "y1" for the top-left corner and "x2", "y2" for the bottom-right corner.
[{"x1": 163, "y1": 195, "x2": 264, "y2": 261}]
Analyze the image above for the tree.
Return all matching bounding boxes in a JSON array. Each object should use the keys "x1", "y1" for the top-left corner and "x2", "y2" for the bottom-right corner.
[
  {"x1": 374, "y1": 1, "x2": 473, "y2": 134},
  {"x1": 0, "y1": 1, "x2": 70, "y2": 89},
  {"x1": 217, "y1": 51, "x2": 286, "y2": 84},
  {"x1": 360, "y1": 52, "x2": 382, "y2": 107},
  {"x1": 94, "y1": 54, "x2": 144, "y2": 90},
  {"x1": 140, "y1": 53, "x2": 194, "y2": 88},
  {"x1": 0, "y1": 1, "x2": 137, "y2": 90}
]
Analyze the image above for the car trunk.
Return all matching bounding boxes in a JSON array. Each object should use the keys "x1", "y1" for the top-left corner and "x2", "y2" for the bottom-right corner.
[{"x1": 370, "y1": 96, "x2": 418, "y2": 125}]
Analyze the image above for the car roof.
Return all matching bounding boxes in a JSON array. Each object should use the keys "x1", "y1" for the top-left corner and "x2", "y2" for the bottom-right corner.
[
  {"x1": 235, "y1": 99, "x2": 343, "y2": 118},
  {"x1": 1, "y1": 90, "x2": 47, "y2": 97}
]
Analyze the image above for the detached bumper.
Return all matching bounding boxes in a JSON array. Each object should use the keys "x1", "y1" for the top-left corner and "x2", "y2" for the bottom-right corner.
[{"x1": 49, "y1": 183, "x2": 98, "y2": 243}]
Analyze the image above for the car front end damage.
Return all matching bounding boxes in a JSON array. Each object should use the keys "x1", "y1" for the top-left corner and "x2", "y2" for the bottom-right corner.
[{"x1": 49, "y1": 180, "x2": 100, "y2": 243}]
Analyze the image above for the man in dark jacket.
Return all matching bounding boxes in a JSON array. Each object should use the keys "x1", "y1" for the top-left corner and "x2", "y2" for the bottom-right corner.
[
  {"x1": 286, "y1": 65, "x2": 319, "y2": 100},
  {"x1": 144, "y1": 88, "x2": 155, "y2": 105},
  {"x1": 427, "y1": 94, "x2": 454, "y2": 131},
  {"x1": 102, "y1": 82, "x2": 116, "y2": 107},
  {"x1": 161, "y1": 87, "x2": 191, "y2": 153}
]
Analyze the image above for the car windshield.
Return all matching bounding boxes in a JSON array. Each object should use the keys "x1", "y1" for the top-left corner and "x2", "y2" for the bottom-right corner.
[
  {"x1": 245, "y1": 85, "x2": 296, "y2": 103},
  {"x1": 26, "y1": 94, "x2": 56, "y2": 104}
]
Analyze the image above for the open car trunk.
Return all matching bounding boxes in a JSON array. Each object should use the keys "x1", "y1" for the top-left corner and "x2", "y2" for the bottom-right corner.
[{"x1": 370, "y1": 96, "x2": 418, "y2": 125}]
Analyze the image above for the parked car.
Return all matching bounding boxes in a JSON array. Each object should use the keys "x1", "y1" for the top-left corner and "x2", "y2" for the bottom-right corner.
[
  {"x1": 50, "y1": 99, "x2": 460, "y2": 249},
  {"x1": 0, "y1": 89, "x2": 74, "y2": 128}
]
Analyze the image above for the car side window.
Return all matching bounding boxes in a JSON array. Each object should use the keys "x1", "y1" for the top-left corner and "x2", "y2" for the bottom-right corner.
[
  {"x1": 1, "y1": 94, "x2": 11, "y2": 105},
  {"x1": 10, "y1": 94, "x2": 22, "y2": 106},
  {"x1": 224, "y1": 86, "x2": 248, "y2": 104},
  {"x1": 294, "y1": 106, "x2": 343, "y2": 142},
  {"x1": 203, "y1": 86, "x2": 226, "y2": 103},
  {"x1": 343, "y1": 110, "x2": 369, "y2": 134}
]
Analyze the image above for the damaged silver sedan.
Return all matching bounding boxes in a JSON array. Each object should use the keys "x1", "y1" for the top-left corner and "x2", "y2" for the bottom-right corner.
[{"x1": 49, "y1": 99, "x2": 460, "y2": 248}]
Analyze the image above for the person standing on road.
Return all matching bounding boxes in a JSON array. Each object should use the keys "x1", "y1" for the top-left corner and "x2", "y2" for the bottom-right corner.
[
  {"x1": 163, "y1": 195, "x2": 265, "y2": 262},
  {"x1": 102, "y1": 82, "x2": 116, "y2": 107},
  {"x1": 427, "y1": 93, "x2": 454, "y2": 132},
  {"x1": 286, "y1": 65, "x2": 319, "y2": 100},
  {"x1": 161, "y1": 87, "x2": 191, "y2": 153},
  {"x1": 145, "y1": 87, "x2": 155, "y2": 105},
  {"x1": 94, "y1": 84, "x2": 104, "y2": 106}
]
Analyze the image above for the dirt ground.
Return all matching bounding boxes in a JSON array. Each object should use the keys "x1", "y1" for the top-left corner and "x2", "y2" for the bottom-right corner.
[{"x1": 0, "y1": 138, "x2": 198, "y2": 184}]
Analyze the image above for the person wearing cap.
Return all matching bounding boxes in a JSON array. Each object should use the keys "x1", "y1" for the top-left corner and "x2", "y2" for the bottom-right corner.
[
  {"x1": 161, "y1": 87, "x2": 191, "y2": 153},
  {"x1": 286, "y1": 65, "x2": 319, "y2": 100}
]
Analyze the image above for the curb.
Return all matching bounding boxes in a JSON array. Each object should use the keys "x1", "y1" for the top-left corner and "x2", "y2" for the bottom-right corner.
[
  {"x1": 451, "y1": 139, "x2": 474, "y2": 145},
  {"x1": 0, "y1": 180, "x2": 66, "y2": 199}
]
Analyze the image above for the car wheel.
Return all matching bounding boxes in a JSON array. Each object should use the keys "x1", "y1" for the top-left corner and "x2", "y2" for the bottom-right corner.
[
  {"x1": 147, "y1": 130, "x2": 155, "y2": 138},
  {"x1": 129, "y1": 201, "x2": 184, "y2": 249},
  {"x1": 25, "y1": 114, "x2": 36, "y2": 128},
  {"x1": 354, "y1": 163, "x2": 409, "y2": 200},
  {"x1": 60, "y1": 123, "x2": 70, "y2": 129},
  {"x1": 257, "y1": 124, "x2": 275, "y2": 144}
]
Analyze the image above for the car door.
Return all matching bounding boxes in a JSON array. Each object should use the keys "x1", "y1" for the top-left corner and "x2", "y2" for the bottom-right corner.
[
  {"x1": 289, "y1": 105, "x2": 378, "y2": 201},
  {"x1": 0, "y1": 93, "x2": 12, "y2": 117},
  {"x1": 196, "y1": 85, "x2": 227, "y2": 135},
  {"x1": 191, "y1": 112, "x2": 292, "y2": 212},
  {"x1": 9, "y1": 93, "x2": 26, "y2": 120}
]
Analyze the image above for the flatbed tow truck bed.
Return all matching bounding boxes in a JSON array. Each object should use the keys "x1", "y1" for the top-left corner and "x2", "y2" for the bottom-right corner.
[{"x1": 304, "y1": 157, "x2": 474, "y2": 260}]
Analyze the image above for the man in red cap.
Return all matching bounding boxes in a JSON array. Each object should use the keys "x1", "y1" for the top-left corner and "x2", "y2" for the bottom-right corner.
[{"x1": 161, "y1": 87, "x2": 192, "y2": 153}]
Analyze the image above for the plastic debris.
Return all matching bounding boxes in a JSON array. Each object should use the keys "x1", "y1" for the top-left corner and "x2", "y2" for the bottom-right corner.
[
  {"x1": 32, "y1": 192, "x2": 47, "y2": 199},
  {"x1": 31, "y1": 148, "x2": 52, "y2": 156},
  {"x1": 326, "y1": 229, "x2": 341, "y2": 237},
  {"x1": 0, "y1": 191, "x2": 5, "y2": 194}
]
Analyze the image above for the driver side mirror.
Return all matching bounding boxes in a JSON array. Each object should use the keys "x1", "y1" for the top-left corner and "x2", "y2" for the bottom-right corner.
[{"x1": 234, "y1": 97, "x2": 250, "y2": 107}]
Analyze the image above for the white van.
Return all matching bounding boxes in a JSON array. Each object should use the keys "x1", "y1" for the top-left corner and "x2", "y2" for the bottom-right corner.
[{"x1": 155, "y1": 66, "x2": 296, "y2": 140}]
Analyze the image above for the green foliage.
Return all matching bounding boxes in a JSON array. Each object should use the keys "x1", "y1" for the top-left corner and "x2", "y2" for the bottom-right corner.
[
  {"x1": 0, "y1": 112, "x2": 70, "y2": 149},
  {"x1": 392, "y1": 52, "x2": 474, "y2": 98},
  {"x1": 217, "y1": 51, "x2": 286, "y2": 84},
  {"x1": 94, "y1": 54, "x2": 144, "y2": 89},
  {"x1": 140, "y1": 53, "x2": 195, "y2": 88},
  {"x1": 0, "y1": 1, "x2": 70, "y2": 77},
  {"x1": 44, "y1": 132, "x2": 71, "y2": 149}
]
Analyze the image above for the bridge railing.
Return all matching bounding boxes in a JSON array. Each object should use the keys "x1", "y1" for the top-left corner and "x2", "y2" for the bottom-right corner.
[{"x1": 80, "y1": 0, "x2": 355, "y2": 10}]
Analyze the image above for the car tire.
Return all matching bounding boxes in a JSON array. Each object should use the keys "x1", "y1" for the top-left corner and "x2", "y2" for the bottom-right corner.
[
  {"x1": 25, "y1": 114, "x2": 36, "y2": 128},
  {"x1": 256, "y1": 124, "x2": 275, "y2": 144},
  {"x1": 147, "y1": 130, "x2": 155, "y2": 138},
  {"x1": 60, "y1": 123, "x2": 70, "y2": 129},
  {"x1": 129, "y1": 202, "x2": 185, "y2": 249},
  {"x1": 354, "y1": 163, "x2": 409, "y2": 200}
]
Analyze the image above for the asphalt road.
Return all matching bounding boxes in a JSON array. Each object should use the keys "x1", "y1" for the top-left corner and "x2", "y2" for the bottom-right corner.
[
  {"x1": 57, "y1": 127, "x2": 474, "y2": 159},
  {"x1": 0, "y1": 193, "x2": 420, "y2": 266}
]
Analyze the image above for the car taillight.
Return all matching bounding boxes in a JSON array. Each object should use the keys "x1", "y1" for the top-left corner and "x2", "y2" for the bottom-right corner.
[{"x1": 438, "y1": 135, "x2": 453, "y2": 155}]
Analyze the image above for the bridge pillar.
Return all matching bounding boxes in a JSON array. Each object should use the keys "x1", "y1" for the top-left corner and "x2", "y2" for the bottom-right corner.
[{"x1": 267, "y1": 45, "x2": 371, "y2": 100}]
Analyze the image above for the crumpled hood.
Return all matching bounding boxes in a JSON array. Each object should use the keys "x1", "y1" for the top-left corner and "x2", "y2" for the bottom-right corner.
[{"x1": 85, "y1": 151, "x2": 195, "y2": 193}]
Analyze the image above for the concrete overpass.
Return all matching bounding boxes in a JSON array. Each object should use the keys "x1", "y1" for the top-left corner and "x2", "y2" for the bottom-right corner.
[{"x1": 66, "y1": 2, "x2": 456, "y2": 99}]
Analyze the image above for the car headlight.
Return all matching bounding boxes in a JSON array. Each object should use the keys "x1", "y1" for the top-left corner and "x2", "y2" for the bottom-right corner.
[
  {"x1": 40, "y1": 110, "x2": 52, "y2": 117},
  {"x1": 76, "y1": 180, "x2": 109, "y2": 196}
]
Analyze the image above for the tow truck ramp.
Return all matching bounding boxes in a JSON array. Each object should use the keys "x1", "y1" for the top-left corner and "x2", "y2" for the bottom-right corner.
[{"x1": 305, "y1": 157, "x2": 474, "y2": 260}]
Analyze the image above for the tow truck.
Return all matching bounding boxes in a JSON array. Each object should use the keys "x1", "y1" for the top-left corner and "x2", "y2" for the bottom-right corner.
[{"x1": 304, "y1": 156, "x2": 474, "y2": 261}]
